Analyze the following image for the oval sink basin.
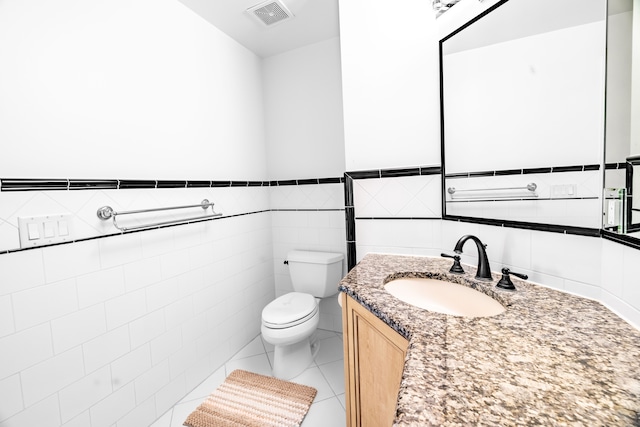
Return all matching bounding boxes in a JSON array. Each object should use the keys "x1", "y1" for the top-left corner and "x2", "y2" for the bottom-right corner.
[{"x1": 384, "y1": 277, "x2": 505, "y2": 317}]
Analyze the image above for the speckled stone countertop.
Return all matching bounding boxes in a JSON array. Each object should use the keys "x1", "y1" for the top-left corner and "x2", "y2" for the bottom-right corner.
[{"x1": 338, "y1": 253, "x2": 640, "y2": 426}]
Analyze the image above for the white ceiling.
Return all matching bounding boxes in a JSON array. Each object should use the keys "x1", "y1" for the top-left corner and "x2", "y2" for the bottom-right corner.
[{"x1": 177, "y1": 0, "x2": 340, "y2": 58}]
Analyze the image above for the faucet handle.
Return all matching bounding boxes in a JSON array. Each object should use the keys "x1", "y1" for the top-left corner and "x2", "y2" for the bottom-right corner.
[
  {"x1": 496, "y1": 268, "x2": 527, "y2": 291},
  {"x1": 441, "y1": 253, "x2": 465, "y2": 274}
]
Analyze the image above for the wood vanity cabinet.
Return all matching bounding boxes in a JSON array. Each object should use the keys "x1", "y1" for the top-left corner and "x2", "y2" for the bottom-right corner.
[{"x1": 341, "y1": 294, "x2": 409, "y2": 427}]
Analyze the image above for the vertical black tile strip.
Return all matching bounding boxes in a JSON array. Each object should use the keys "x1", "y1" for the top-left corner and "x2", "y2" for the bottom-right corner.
[
  {"x1": 343, "y1": 174, "x2": 354, "y2": 208},
  {"x1": 347, "y1": 242, "x2": 357, "y2": 271},
  {"x1": 346, "y1": 207, "x2": 355, "y2": 242},
  {"x1": 343, "y1": 173, "x2": 356, "y2": 270}
]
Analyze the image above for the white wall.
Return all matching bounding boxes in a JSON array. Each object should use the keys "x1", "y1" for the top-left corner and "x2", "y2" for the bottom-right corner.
[
  {"x1": 0, "y1": 0, "x2": 267, "y2": 180},
  {"x1": 0, "y1": 212, "x2": 274, "y2": 427},
  {"x1": 338, "y1": 0, "x2": 441, "y2": 171},
  {"x1": 262, "y1": 37, "x2": 348, "y2": 331},
  {"x1": 0, "y1": 1, "x2": 279, "y2": 426},
  {"x1": 263, "y1": 37, "x2": 346, "y2": 180}
]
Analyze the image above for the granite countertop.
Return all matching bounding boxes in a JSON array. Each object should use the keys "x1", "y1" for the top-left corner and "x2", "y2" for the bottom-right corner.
[{"x1": 338, "y1": 253, "x2": 640, "y2": 426}]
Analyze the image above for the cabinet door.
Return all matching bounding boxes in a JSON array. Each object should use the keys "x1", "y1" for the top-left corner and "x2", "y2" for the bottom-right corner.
[{"x1": 342, "y1": 294, "x2": 409, "y2": 427}]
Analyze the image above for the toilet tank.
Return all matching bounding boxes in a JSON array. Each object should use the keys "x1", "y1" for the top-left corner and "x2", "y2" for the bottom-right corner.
[{"x1": 287, "y1": 250, "x2": 344, "y2": 298}]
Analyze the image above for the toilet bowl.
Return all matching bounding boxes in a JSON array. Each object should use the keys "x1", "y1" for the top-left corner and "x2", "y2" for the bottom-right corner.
[
  {"x1": 261, "y1": 250, "x2": 343, "y2": 380},
  {"x1": 261, "y1": 292, "x2": 320, "y2": 379}
]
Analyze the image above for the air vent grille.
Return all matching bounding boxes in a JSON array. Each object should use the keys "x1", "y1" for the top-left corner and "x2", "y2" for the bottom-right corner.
[{"x1": 247, "y1": 0, "x2": 293, "y2": 27}]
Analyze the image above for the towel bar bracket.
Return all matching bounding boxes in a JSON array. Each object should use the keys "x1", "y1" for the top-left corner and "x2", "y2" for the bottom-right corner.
[{"x1": 97, "y1": 206, "x2": 115, "y2": 220}]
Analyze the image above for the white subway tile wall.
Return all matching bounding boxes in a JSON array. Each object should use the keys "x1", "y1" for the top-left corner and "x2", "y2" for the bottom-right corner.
[
  {"x1": 0, "y1": 186, "x2": 271, "y2": 253},
  {"x1": 270, "y1": 183, "x2": 347, "y2": 332},
  {"x1": 600, "y1": 239, "x2": 640, "y2": 327},
  {"x1": 0, "y1": 208, "x2": 274, "y2": 427},
  {"x1": 353, "y1": 175, "x2": 441, "y2": 218}
]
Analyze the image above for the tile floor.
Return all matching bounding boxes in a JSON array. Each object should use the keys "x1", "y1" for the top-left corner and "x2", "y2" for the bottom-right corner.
[{"x1": 150, "y1": 329, "x2": 346, "y2": 427}]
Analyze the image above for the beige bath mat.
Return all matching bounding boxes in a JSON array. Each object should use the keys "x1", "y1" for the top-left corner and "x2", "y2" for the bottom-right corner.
[{"x1": 183, "y1": 369, "x2": 317, "y2": 427}]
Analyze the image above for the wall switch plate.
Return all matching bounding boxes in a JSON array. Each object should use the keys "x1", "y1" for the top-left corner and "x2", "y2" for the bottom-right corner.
[
  {"x1": 18, "y1": 214, "x2": 73, "y2": 248},
  {"x1": 551, "y1": 184, "x2": 578, "y2": 199}
]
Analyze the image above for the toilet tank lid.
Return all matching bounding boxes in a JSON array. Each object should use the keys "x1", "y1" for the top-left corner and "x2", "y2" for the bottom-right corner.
[{"x1": 287, "y1": 250, "x2": 344, "y2": 265}]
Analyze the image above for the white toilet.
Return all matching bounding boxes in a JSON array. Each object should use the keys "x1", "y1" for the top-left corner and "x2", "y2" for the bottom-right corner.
[{"x1": 261, "y1": 250, "x2": 344, "y2": 380}]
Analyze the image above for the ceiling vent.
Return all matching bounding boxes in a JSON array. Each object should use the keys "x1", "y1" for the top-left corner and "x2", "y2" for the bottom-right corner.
[{"x1": 246, "y1": 0, "x2": 294, "y2": 27}]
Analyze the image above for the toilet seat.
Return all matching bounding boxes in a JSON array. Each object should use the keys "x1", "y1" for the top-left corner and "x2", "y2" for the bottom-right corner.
[{"x1": 262, "y1": 292, "x2": 318, "y2": 329}]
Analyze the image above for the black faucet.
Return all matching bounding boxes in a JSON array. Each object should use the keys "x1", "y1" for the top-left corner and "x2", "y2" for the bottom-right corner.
[{"x1": 453, "y1": 235, "x2": 493, "y2": 281}]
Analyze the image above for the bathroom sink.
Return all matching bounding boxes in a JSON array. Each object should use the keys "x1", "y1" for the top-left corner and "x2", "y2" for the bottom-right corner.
[{"x1": 384, "y1": 277, "x2": 505, "y2": 317}]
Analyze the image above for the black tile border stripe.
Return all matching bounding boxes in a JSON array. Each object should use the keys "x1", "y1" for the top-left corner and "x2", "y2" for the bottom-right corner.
[
  {"x1": 494, "y1": 169, "x2": 523, "y2": 176},
  {"x1": 443, "y1": 215, "x2": 601, "y2": 237},
  {"x1": 69, "y1": 180, "x2": 119, "y2": 190},
  {"x1": 604, "y1": 163, "x2": 627, "y2": 170},
  {"x1": 297, "y1": 179, "x2": 320, "y2": 185},
  {"x1": 601, "y1": 229, "x2": 640, "y2": 251},
  {"x1": 523, "y1": 167, "x2": 552, "y2": 175},
  {"x1": 445, "y1": 164, "x2": 601, "y2": 179},
  {"x1": 187, "y1": 181, "x2": 212, "y2": 188},
  {"x1": 271, "y1": 208, "x2": 345, "y2": 212},
  {"x1": 1, "y1": 179, "x2": 70, "y2": 191},
  {"x1": 380, "y1": 168, "x2": 420, "y2": 178},
  {"x1": 469, "y1": 171, "x2": 495, "y2": 177},
  {"x1": 156, "y1": 181, "x2": 187, "y2": 189},
  {"x1": 319, "y1": 177, "x2": 342, "y2": 184},
  {"x1": 356, "y1": 217, "x2": 441, "y2": 220},
  {"x1": 119, "y1": 180, "x2": 156, "y2": 189},
  {"x1": 447, "y1": 196, "x2": 600, "y2": 203},
  {"x1": 0, "y1": 177, "x2": 345, "y2": 192},
  {"x1": 345, "y1": 165, "x2": 441, "y2": 181}
]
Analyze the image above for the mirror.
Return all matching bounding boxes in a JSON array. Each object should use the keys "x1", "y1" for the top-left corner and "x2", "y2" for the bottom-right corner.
[
  {"x1": 440, "y1": 0, "x2": 607, "y2": 232},
  {"x1": 604, "y1": 0, "x2": 640, "y2": 240}
]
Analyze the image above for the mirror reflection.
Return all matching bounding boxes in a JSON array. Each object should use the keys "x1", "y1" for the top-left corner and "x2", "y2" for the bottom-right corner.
[
  {"x1": 604, "y1": 0, "x2": 640, "y2": 238},
  {"x1": 440, "y1": 0, "x2": 606, "y2": 231}
]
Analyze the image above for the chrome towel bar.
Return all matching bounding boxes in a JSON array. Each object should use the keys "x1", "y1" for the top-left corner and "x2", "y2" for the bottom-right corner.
[
  {"x1": 96, "y1": 199, "x2": 222, "y2": 232},
  {"x1": 447, "y1": 183, "x2": 538, "y2": 200}
]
